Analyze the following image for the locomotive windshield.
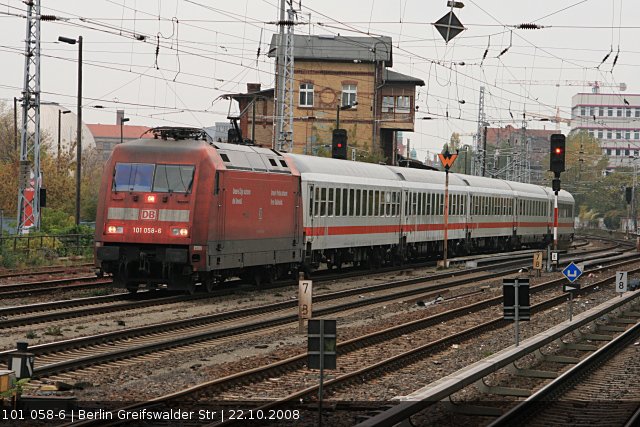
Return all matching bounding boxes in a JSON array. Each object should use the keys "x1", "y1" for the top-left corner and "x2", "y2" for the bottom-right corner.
[{"x1": 113, "y1": 163, "x2": 194, "y2": 193}]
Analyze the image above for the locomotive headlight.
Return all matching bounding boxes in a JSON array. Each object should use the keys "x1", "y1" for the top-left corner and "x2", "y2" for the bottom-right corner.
[
  {"x1": 171, "y1": 227, "x2": 189, "y2": 237},
  {"x1": 106, "y1": 225, "x2": 124, "y2": 234},
  {"x1": 145, "y1": 194, "x2": 157, "y2": 203}
]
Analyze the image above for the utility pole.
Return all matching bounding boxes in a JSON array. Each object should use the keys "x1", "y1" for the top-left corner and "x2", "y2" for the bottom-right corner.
[
  {"x1": 16, "y1": 0, "x2": 42, "y2": 233},
  {"x1": 13, "y1": 97, "x2": 18, "y2": 151},
  {"x1": 473, "y1": 86, "x2": 486, "y2": 176},
  {"x1": 482, "y1": 126, "x2": 488, "y2": 177},
  {"x1": 274, "y1": 0, "x2": 296, "y2": 152},
  {"x1": 58, "y1": 35, "x2": 83, "y2": 226}
]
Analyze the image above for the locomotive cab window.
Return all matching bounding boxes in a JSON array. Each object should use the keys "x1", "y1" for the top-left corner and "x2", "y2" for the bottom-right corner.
[
  {"x1": 113, "y1": 163, "x2": 154, "y2": 192},
  {"x1": 153, "y1": 165, "x2": 195, "y2": 193},
  {"x1": 113, "y1": 163, "x2": 194, "y2": 193}
]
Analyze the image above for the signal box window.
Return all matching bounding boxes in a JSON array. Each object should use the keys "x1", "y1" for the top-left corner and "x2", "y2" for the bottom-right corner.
[
  {"x1": 114, "y1": 163, "x2": 154, "y2": 192},
  {"x1": 382, "y1": 96, "x2": 394, "y2": 112},
  {"x1": 299, "y1": 83, "x2": 314, "y2": 107},
  {"x1": 341, "y1": 84, "x2": 357, "y2": 107},
  {"x1": 153, "y1": 165, "x2": 195, "y2": 193},
  {"x1": 396, "y1": 96, "x2": 410, "y2": 113}
]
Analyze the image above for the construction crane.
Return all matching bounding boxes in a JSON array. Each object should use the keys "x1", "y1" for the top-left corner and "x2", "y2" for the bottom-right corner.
[
  {"x1": 524, "y1": 107, "x2": 571, "y2": 126},
  {"x1": 500, "y1": 80, "x2": 627, "y2": 94}
]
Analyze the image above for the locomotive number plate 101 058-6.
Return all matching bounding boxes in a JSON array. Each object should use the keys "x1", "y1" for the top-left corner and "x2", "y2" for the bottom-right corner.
[{"x1": 133, "y1": 227, "x2": 162, "y2": 234}]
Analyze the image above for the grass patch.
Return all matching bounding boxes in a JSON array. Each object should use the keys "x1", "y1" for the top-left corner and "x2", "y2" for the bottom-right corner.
[
  {"x1": 25, "y1": 331, "x2": 39, "y2": 339},
  {"x1": 44, "y1": 326, "x2": 63, "y2": 336},
  {"x1": 88, "y1": 288, "x2": 111, "y2": 297}
]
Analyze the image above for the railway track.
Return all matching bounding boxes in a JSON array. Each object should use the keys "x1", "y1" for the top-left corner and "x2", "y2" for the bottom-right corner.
[
  {"x1": 8, "y1": 248, "x2": 634, "y2": 380},
  {"x1": 492, "y1": 321, "x2": 640, "y2": 427},
  {"x1": 0, "y1": 245, "x2": 594, "y2": 330},
  {"x1": 0, "y1": 263, "x2": 93, "y2": 280},
  {"x1": 65, "y1": 252, "x2": 640, "y2": 427},
  {"x1": 0, "y1": 276, "x2": 113, "y2": 299}
]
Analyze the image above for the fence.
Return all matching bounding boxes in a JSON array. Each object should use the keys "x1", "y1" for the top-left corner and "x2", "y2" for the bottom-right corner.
[{"x1": 0, "y1": 233, "x2": 94, "y2": 259}]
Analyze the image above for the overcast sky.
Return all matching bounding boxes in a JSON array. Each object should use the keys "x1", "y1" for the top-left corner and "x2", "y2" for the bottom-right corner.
[{"x1": 1, "y1": 0, "x2": 637, "y2": 160}]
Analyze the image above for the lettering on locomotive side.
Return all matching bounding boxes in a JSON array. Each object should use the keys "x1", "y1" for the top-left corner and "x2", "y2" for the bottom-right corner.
[
  {"x1": 232, "y1": 187, "x2": 251, "y2": 205},
  {"x1": 232, "y1": 188, "x2": 252, "y2": 196},
  {"x1": 270, "y1": 189, "x2": 288, "y2": 206}
]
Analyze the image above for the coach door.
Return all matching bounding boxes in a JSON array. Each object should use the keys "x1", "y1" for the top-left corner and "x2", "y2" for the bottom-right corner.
[
  {"x1": 307, "y1": 184, "x2": 315, "y2": 244},
  {"x1": 401, "y1": 189, "x2": 416, "y2": 242}
]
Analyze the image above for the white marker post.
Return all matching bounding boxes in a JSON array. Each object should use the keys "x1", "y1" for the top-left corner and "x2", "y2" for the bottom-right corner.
[
  {"x1": 616, "y1": 271, "x2": 628, "y2": 297},
  {"x1": 533, "y1": 251, "x2": 543, "y2": 277},
  {"x1": 298, "y1": 278, "x2": 312, "y2": 333}
]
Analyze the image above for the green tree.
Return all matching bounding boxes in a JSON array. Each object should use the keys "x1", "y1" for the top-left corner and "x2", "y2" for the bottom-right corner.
[{"x1": 0, "y1": 102, "x2": 103, "y2": 232}]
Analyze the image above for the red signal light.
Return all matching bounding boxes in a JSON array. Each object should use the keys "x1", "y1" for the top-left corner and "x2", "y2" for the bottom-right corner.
[
  {"x1": 337, "y1": 143, "x2": 343, "y2": 148},
  {"x1": 554, "y1": 147, "x2": 562, "y2": 154}
]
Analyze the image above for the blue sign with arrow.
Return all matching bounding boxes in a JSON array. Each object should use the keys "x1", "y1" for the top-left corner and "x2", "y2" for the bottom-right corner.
[{"x1": 562, "y1": 262, "x2": 583, "y2": 283}]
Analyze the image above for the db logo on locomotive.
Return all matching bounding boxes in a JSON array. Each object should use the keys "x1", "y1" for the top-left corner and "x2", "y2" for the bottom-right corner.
[{"x1": 140, "y1": 209, "x2": 158, "y2": 220}]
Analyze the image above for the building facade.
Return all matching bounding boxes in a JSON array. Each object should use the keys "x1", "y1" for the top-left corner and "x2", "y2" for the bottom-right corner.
[
  {"x1": 86, "y1": 111, "x2": 152, "y2": 161},
  {"x1": 227, "y1": 35, "x2": 424, "y2": 164},
  {"x1": 571, "y1": 92, "x2": 640, "y2": 170}
]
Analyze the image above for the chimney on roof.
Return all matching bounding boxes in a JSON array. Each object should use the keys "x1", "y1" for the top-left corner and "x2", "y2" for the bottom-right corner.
[
  {"x1": 247, "y1": 83, "x2": 261, "y2": 93},
  {"x1": 116, "y1": 109, "x2": 124, "y2": 125}
]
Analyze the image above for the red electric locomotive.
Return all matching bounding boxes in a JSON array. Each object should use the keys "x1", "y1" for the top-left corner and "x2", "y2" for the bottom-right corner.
[{"x1": 94, "y1": 128, "x2": 303, "y2": 293}]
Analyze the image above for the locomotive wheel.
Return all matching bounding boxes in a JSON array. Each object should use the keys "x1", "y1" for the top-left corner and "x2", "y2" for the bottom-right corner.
[
  {"x1": 185, "y1": 282, "x2": 196, "y2": 295},
  {"x1": 126, "y1": 284, "x2": 139, "y2": 294},
  {"x1": 204, "y1": 278, "x2": 216, "y2": 293}
]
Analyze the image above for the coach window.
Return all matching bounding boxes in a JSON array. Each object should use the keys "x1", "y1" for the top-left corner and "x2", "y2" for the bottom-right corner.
[
  {"x1": 362, "y1": 190, "x2": 367, "y2": 216},
  {"x1": 318, "y1": 188, "x2": 325, "y2": 216},
  {"x1": 328, "y1": 188, "x2": 335, "y2": 216},
  {"x1": 424, "y1": 193, "x2": 430, "y2": 216},
  {"x1": 372, "y1": 190, "x2": 377, "y2": 216},
  {"x1": 374, "y1": 191, "x2": 380, "y2": 216},
  {"x1": 384, "y1": 192, "x2": 390, "y2": 216},
  {"x1": 391, "y1": 192, "x2": 396, "y2": 216},
  {"x1": 335, "y1": 188, "x2": 341, "y2": 216},
  {"x1": 314, "y1": 187, "x2": 320, "y2": 217},
  {"x1": 362, "y1": 190, "x2": 373, "y2": 216},
  {"x1": 371, "y1": 191, "x2": 376, "y2": 216},
  {"x1": 460, "y1": 195, "x2": 465, "y2": 215},
  {"x1": 342, "y1": 189, "x2": 348, "y2": 216},
  {"x1": 349, "y1": 189, "x2": 355, "y2": 216}
]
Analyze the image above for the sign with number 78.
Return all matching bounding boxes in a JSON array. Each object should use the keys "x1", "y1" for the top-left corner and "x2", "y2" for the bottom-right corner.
[
  {"x1": 299, "y1": 280, "x2": 313, "y2": 319},
  {"x1": 616, "y1": 271, "x2": 628, "y2": 293}
]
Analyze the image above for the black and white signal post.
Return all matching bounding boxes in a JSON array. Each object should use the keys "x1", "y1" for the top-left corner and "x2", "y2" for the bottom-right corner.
[{"x1": 503, "y1": 278, "x2": 530, "y2": 346}]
